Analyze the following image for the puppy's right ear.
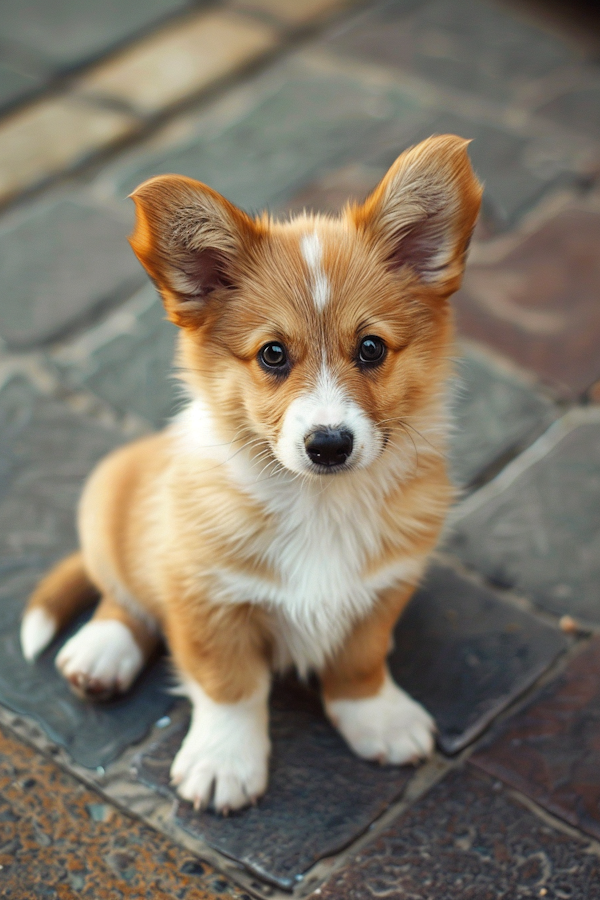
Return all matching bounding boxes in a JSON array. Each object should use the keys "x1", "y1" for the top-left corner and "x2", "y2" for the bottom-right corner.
[{"x1": 129, "y1": 175, "x2": 261, "y2": 326}]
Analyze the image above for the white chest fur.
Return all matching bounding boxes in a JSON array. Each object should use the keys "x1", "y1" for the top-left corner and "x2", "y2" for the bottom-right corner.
[
  {"x1": 175, "y1": 401, "x2": 428, "y2": 675},
  {"x1": 218, "y1": 452, "x2": 423, "y2": 675}
]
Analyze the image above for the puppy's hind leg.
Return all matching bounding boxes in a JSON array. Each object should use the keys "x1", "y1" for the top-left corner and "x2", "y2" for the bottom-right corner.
[{"x1": 56, "y1": 594, "x2": 159, "y2": 701}]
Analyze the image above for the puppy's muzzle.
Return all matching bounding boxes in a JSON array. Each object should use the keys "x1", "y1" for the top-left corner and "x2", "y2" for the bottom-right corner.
[{"x1": 304, "y1": 428, "x2": 354, "y2": 468}]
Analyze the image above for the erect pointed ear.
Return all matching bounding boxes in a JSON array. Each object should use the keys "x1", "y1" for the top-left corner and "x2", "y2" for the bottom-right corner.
[
  {"x1": 351, "y1": 135, "x2": 483, "y2": 298},
  {"x1": 129, "y1": 174, "x2": 261, "y2": 326}
]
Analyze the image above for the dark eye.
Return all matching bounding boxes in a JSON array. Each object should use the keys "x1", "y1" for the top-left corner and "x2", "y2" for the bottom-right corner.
[
  {"x1": 259, "y1": 342, "x2": 288, "y2": 372},
  {"x1": 358, "y1": 336, "x2": 386, "y2": 367}
]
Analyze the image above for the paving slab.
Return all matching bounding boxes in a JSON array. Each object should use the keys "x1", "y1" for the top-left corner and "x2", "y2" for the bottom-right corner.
[
  {"x1": 448, "y1": 408, "x2": 600, "y2": 625},
  {"x1": 281, "y1": 160, "x2": 384, "y2": 216},
  {"x1": 0, "y1": 0, "x2": 194, "y2": 73},
  {"x1": 75, "y1": 10, "x2": 278, "y2": 117},
  {"x1": 536, "y1": 73, "x2": 600, "y2": 141},
  {"x1": 456, "y1": 205, "x2": 600, "y2": 396},
  {"x1": 133, "y1": 564, "x2": 565, "y2": 889},
  {"x1": 318, "y1": 767, "x2": 600, "y2": 899},
  {"x1": 0, "y1": 95, "x2": 137, "y2": 204},
  {"x1": 327, "y1": 0, "x2": 577, "y2": 106},
  {"x1": 473, "y1": 636, "x2": 600, "y2": 845},
  {"x1": 135, "y1": 678, "x2": 415, "y2": 892},
  {"x1": 0, "y1": 195, "x2": 143, "y2": 348},
  {"x1": 0, "y1": 375, "x2": 173, "y2": 768},
  {"x1": 0, "y1": 722, "x2": 244, "y2": 900},
  {"x1": 230, "y1": 0, "x2": 351, "y2": 26},
  {"x1": 108, "y1": 53, "x2": 429, "y2": 210},
  {"x1": 449, "y1": 345, "x2": 557, "y2": 487},
  {"x1": 388, "y1": 564, "x2": 566, "y2": 753},
  {"x1": 52, "y1": 284, "x2": 179, "y2": 427},
  {"x1": 0, "y1": 58, "x2": 43, "y2": 112}
]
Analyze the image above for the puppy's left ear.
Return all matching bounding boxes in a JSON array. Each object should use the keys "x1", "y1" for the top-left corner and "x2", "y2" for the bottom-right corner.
[
  {"x1": 352, "y1": 135, "x2": 482, "y2": 298},
  {"x1": 129, "y1": 174, "x2": 261, "y2": 327}
]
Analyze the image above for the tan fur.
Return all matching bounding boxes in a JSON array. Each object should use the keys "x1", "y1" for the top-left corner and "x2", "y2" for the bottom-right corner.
[
  {"x1": 27, "y1": 552, "x2": 97, "y2": 628},
  {"x1": 25, "y1": 136, "x2": 481, "y2": 799}
]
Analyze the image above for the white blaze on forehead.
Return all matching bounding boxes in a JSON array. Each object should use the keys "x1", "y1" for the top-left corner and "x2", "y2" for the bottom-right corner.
[{"x1": 300, "y1": 231, "x2": 330, "y2": 311}]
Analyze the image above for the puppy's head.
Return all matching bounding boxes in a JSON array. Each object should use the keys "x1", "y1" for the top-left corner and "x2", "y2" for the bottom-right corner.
[{"x1": 130, "y1": 135, "x2": 482, "y2": 478}]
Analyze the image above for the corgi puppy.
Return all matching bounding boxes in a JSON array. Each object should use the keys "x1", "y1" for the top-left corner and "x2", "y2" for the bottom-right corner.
[{"x1": 21, "y1": 135, "x2": 481, "y2": 813}]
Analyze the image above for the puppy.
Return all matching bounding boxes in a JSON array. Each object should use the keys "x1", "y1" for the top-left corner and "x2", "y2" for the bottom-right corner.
[{"x1": 21, "y1": 135, "x2": 481, "y2": 813}]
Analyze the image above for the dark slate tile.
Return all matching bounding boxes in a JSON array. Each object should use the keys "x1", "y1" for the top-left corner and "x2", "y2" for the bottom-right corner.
[
  {"x1": 455, "y1": 206, "x2": 600, "y2": 396},
  {"x1": 389, "y1": 565, "x2": 567, "y2": 753},
  {"x1": 111, "y1": 57, "x2": 429, "y2": 211},
  {"x1": 0, "y1": 196, "x2": 144, "y2": 349},
  {"x1": 0, "y1": 376, "x2": 173, "y2": 768},
  {"x1": 0, "y1": 58, "x2": 42, "y2": 111},
  {"x1": 536, "y1": 76, "x2": 600, "y2": 141},
  {"x1": 449, "y1": 346, "x2": 557, "y2": 487},
  {"x1": 448, "y1": 410, "x2": 600, "y2": 625},
  {"x1": 473, "y1": 637, "x2": 600, "y2": 844},
  {"x1": 53, "y1": 285, "x2": 180, "y2": 428},
  {"x1": 318, "y1": 768, "x2": 600, "y2": 900},
  {"x1": 134, "y1": 677, "x2": 415, "y2": 891},
  {"x1": 328, "y1": 0, "x2": 576, "y2": 106},
  {"x1": 0, "y1": 0, "x2": 193, "y2": 72},
  {"x1": 280, "y1": 161, "x2": 384, "y2": 217}
]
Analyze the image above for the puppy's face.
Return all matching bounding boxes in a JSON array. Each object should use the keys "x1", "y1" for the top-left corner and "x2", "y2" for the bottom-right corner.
[{"x1": 130, "y1": 136, "x2": 482, "y2": 477}]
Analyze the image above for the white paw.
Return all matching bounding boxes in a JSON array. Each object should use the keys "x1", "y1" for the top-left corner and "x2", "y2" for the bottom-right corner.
[
  {"x1": 171, "y1": 679, "x2": 270, "y2": 814},
  {"x1": 21, "y1": 607, "x2": 57, "y2": 661},
  {"x1": 325, "y1": 671, "x2": 435, "y2": 765},
  {"x1": 56, "y1": 619, "x2": 143, "y2": 699}
]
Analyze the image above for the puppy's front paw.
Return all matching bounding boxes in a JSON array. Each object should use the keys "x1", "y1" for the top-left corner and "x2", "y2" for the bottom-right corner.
[
  {"x1": 325, "y1": 672, "x2": 435, "y2": 765},
  {"x1": 56, "y1": 619, "x2": 143, "y2": 700},
  {"x1": 171, "y1": 682, "x2": 270, "y2": 814}
]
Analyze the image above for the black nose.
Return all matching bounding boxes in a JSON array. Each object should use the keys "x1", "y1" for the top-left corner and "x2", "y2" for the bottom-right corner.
[{"x1": 304, "y1": 428, "x2": 354, "y2": 468}]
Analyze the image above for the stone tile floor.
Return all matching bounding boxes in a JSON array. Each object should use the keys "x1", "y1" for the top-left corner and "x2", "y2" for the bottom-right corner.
[{"x1": 0, "y1": 0, "x2": 599, "y2": 897}]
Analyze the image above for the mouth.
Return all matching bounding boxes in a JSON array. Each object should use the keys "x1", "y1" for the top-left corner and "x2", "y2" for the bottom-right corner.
[{"x1": 304, "y1": 459, "x2": 355, "y2": 477}]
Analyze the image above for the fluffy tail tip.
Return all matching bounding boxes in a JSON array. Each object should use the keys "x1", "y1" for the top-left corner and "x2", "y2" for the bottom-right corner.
[{"x1": 20, "y1": 608, "x2": 57, "y2": 661}]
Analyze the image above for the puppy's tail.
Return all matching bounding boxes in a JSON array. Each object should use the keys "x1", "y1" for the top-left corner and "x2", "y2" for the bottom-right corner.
[{"x1": 20, "y1": 552, "x2": 98, "y2": 661}]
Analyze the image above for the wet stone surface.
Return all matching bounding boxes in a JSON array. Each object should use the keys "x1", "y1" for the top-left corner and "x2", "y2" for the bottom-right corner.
[
  {"x1": 53, "y1": 284, "x2": 180, "y2": 428},
  {"x1": 536, "y1": 76, "x2": 600, "y2": 141},
  {"x1": 318, "y1": 767, "x2": 600, "y2": 899},
  {"x1": 389, "y1": 564, "x2": 567, "y2": 753},
  {"x1": 0, "y1": 0, "x2": 194, "y2": 73},
  {"x1": 0, "y1": 722, "x2": 244, "y2": 900},
  {"x1": 328, "y1": 0, "x2": 577, "y2": 106},
  {"x1": 0, "y1": 196, "x2": 143, "y2": 348},
  {"x1": 472, "y1": 636, "x2": 600, "y2": 844},
  {"x1": 135, "y1": 677, "x2": 415, "y2": 892},
  {"x1": 448, "y1": 410, "x2": 600, "y2": 625},
  {"x1": 449, "y1": 346, "x2": 556, "y2": 487},
  {"x1": 0, "y1": 59, "x2": 43, "y2": 112},
  {"x1": 0, "y1": 376, "x2": 173, "y2": 767}
]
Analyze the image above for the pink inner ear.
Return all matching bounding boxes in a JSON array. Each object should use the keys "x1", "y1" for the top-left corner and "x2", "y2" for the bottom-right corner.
[
  {"x1": 387, "y1": 211, "x2": 451, "y2": 279},
  {"x1": 172, "y1": 246, "x2": 233, "y2": 299}
]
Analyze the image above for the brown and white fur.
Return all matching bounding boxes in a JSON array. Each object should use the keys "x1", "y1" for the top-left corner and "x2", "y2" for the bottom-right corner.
[{"x1": 21, "y1": 135, "x2": 482, "y2": 813}]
